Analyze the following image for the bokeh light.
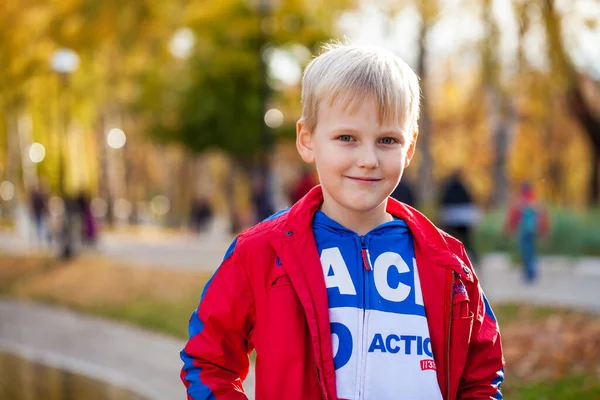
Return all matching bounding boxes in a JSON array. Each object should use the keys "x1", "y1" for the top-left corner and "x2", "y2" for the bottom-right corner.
[
  {"x1": 268, "y1": 49, "x2": 302, "y2": 86},
  {"x1": 50, "y1": 48, "x2": 80, "y2": 73},
  {"x1": 91, "y1": 198, "x2": 108, "y2": 219},
  {"x1": 114, "y1": 198, "x2": 132, "y2": 221},
  {"x1": 151, "y1": 195, "x2": 171, "y2": 216},
  {"x1": 169, "y1": 28, "x2": 196, "y2": 60},
  {"x1": 29, "y1": 143, "x2": 46, "y2": 163},
  {"x1": 0, "y1": 181, "x2": 15, "y2": 201},
  {"x1": 264, "y1": 108, "x2": 284, "y2": 128},
  {"x1": 107, "y1": 129, "x2": 127, "y2": 149}
]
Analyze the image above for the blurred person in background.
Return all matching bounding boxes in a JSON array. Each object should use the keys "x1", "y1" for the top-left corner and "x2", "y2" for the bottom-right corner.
[
  {"x1": 390, "y1": 178, "x2": 416, "y2": 207},
  {"x1": 288, "y1": 165, "x2": 318, "y2": 205},
  {"x1": 29, "y1": 182, "x2": 49, "y2": 246},
  {"x1": 504, "y1": 182, "x2": 551, "y2": 284},
  {"x1": 439, "y1": 170, "x2": 480, "y2": 264},
  {"x1": 251, "y1": 172, "x2": 275, "y2": 223},
  {"x1": 76, "y1": 191, "x2": 97, "y2": 246},
  {"x1": 190, "y1": 195, "x2": 214, "y2": 234}
]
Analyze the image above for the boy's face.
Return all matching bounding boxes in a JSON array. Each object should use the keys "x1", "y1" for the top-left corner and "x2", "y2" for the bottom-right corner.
[{"x1": 296, "y1": 96, "x2": 417, "y2": 218}]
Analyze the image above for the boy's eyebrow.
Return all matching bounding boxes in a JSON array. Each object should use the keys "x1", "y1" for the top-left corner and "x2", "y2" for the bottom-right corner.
[
  {"x1": 379, "y1": 129, "x2": 405, "y2": 137},
  {"x1": 330, "y1": 126, "x2": 360, "y2": 134},
  {"x1": 330, "y1": 126, "x2": 404, "y2": 135}
]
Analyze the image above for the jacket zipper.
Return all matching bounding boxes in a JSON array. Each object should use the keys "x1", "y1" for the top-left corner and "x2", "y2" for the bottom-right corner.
[
  {"x1": 360, "y1": 236, "x2": 372, "y2": 271},
  {"x1": 446, "y1": 270, "x2": 455, "y2": 400},
  {"x1": 359, "y1": 236, "x2": 372, "y2": 399}
]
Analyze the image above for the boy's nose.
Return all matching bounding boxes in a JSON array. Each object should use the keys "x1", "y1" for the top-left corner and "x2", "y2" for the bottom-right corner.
[{"x1": 357, "y1": 145, "x2": 379, "y2": 169}]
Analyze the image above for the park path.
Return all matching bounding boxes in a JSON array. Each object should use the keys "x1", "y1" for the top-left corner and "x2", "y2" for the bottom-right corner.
[{"x1": 1, "y1": 230, "x2": 599, "y2": 399}]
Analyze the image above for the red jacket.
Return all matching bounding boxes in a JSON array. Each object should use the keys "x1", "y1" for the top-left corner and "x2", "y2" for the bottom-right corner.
[{"x1": 181, "y1": 186, "x2": 504, "y2": 399}]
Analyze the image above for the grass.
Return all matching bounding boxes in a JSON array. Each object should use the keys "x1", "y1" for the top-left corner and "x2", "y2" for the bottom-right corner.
[
  {"x1": 1, "y1": 252, "x2": 599, "y2": 398},
  {"x1": 504, "y1": 375, "x2": 600, "y2": 399},
  {"x1": 492, "y1": 303, "x2": 576, "y2": 325},
  {"x1": 0, "y1": 253, "x2": 212, "y2": 339}
]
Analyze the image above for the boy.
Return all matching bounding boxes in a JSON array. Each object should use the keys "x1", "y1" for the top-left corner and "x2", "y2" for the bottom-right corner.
[
  {"x1": 504, "y1": 182, "x2": 550, "y2": 284},
  {"x1": 181, "y1": 43, "x2": 504, "y2": 400}
]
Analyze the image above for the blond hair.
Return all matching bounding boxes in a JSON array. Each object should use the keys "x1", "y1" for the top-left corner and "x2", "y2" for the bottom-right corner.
[{"x1": 300, "y1": 42, "x2": 421, "y2": 135}]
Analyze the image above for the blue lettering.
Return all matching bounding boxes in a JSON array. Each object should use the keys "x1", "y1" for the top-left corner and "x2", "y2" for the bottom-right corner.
[
  {"x1": 400, "y1": 335, "x2": 417, "y2": 355},
  {"x1": 321, "y1": 247, "x2": 426, "y2": 317},
  {"x1": 364, "y1": 334, "x2": 433, "y2": 357},
  {"x1": 368, "y1": 333, "x2": 387, "y2": 353},
  {"x1": 423, "y1": 338, "x2": 433, "y2": 357},
  {"x1": 331, "y1": 323, "x2": 352, "y2": 370},
  {"x1": 385, "y1": 334, "x2": 400, "y2": 354}
]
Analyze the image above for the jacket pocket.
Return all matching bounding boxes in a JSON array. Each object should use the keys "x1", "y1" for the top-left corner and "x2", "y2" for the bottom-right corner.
[
  {"x1": 261, "y1": 269, "x2": 316, "y2": 398},
  {"x1": 269, "y1": 272, "x2": 292, "y2": 288}
]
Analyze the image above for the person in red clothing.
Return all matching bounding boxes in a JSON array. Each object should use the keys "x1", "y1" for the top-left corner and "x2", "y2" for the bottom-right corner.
[
  {"x1": 181, "y1": 42, "x2": 504, "y2": 400},
  {"x1": 289, "y1": 166, "x2": 318, "y2": 205}
]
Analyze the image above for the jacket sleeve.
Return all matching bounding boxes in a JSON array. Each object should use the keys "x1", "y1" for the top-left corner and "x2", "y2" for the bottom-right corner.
[
  {"x1": 456, "y1": 245, "x2": 505, "y2": 399},
  {"x1": 180, "y1": 237, "x2": 255, "y2": 400}
]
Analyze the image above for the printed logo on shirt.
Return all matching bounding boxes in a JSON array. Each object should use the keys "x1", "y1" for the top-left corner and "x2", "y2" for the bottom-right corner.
[
  {"x1": 367, "y1": 333, "x2": 433, "y2": 357},
  {"x1": 320, "y1": 247, "x2": 425, "y2": 317},
  {"x1": 420, "y1": 359, "x2": 437, "y2": 371}
]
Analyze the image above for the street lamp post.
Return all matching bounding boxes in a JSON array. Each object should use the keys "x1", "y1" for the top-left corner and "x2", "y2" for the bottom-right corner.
[{"x1": 50, "y1": 48, "x2": 79, "y2": 259}]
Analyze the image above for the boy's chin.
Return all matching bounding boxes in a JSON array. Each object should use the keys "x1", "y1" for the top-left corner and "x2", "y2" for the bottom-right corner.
[{"x1": 338, "y1": 197, "x2": 388, "y2": 214}]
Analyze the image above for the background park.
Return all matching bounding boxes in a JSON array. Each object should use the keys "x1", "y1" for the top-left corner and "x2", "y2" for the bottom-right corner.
[{"x1": 1, "y1": 0, "x2": 599, "y2": 399}]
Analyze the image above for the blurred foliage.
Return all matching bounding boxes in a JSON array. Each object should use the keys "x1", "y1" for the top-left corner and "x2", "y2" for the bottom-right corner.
[
  {"x1": 143, "y1": 0, "x2": 352, "y2": 160},
  {"x1": 0, "y1": 0, "x2": 599, "y2": 220},
  {"x1": 475, "y1": 207, "x2": 600, "y2": 257}
]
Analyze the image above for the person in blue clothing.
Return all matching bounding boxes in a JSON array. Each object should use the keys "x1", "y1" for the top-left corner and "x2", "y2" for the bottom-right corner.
[{"x1": 504, "y1": 182, "x2": 551, "y2": 284}]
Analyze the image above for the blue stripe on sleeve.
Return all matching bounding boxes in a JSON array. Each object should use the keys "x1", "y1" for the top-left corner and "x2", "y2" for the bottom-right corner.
[
  {"x1": 180, "y1": 350, "x2": 217, "y2": 400},
  {"x1": 492, "y1": 368, "x2": 504, "y2": 399},
  {"x1": 180, "y1": 237, "x2": 238, "y2": 399},
  {"x1": 483, "y1": 292, "x2": 497, "y2": 323},
  {"x1": 188, "y1": 237, "x2": 238, "y2": 339}
]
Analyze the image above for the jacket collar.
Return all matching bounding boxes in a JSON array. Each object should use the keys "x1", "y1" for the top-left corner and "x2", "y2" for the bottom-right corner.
[
  {"x1": 283, "y1": 185, "x2": 471, "y2": 278},
  {"x1": 270, "y1": 185, "x2": 473, "y2": 399}
]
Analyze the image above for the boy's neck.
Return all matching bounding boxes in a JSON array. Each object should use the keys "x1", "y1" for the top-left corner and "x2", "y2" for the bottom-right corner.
[{"x1": 319, "y1": 199, "x2": 393, "y2": 236}]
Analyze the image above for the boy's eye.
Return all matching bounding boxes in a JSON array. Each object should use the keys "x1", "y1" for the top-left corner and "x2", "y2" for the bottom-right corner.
[
  {"x1": 380, "y1": 137, "x2": 398, "y2": 145},
  {"x1": 337, "y1": 135, "x2": 354, "y2": 142}
]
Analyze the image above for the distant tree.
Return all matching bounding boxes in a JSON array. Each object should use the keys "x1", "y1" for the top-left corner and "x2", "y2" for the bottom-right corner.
[
  {"x1": 542, "y1": 0, "x2": 600, "y2": 205},
  {"x1": 150, "y1": 0, "x2": 352, "y2": 229}
]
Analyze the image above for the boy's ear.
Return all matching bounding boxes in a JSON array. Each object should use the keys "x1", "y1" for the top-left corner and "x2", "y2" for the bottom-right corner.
[
  {"x1": 404, "y1": 130, "x2": 419, "y2": 168},
  {"x1": 296, "y1": 119, "x2": 315, "y2": 163}
]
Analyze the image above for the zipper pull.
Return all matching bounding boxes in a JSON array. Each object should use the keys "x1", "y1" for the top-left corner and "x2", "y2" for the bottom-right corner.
[{"x1": 360, "y1": 237, "x2": 373, "y2": 272}]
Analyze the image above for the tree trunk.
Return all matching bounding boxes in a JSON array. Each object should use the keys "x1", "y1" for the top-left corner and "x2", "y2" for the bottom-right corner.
[
  {"x1": 568, "y1": 86, "x2": 600, "y2": 205},
  {"x1": 17, "y1": 114, "x2": 37, "y2": 191},
  {"x1": 542, "y1": 0, "x2": 600, "y2": 205},
  {"x1": 485, "y1": 87, "x2": 516, "y2": 208},
  {"x1": 592, "y1": 148, "x2": 600, "y2": 205},
  {"x1": 416, "y1": 18, "x2": 435, "y2": 208}
]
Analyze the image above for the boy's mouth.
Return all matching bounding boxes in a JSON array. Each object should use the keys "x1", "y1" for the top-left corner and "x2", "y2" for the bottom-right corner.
[{"x1": 345, "y1": 176, "x2": 382, "y2": 183}]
